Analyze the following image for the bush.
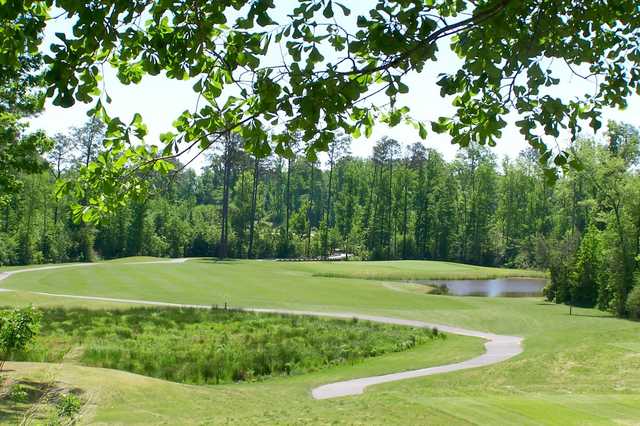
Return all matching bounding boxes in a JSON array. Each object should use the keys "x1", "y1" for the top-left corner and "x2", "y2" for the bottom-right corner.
[
  {"x1": 429, "y1": 284, "x2": 450, "y2": 295},
  {"x1": 0, "y1": 306, "x2": 41, "y2": 372},
  {"x1": 626, "y1": 286, "x2": 640, "y2": 320},
  {"x1": 8, "y1": 384, "x2": 29, "y2": 402},
  {"x1": 0, "y1": 233, "x2": 18, "y2": 266},
  {"x1": 57, "y1": 393, "x2": 82, "y2": 417}
]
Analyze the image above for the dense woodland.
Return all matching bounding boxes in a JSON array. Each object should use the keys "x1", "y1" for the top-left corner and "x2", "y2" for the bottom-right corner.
[{"x1": 2, "y1": 120, "x2": 640, "y2": 317}]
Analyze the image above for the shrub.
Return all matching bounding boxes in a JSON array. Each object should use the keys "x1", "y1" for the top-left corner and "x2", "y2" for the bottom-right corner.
[
  {"x1": 0, "y1": 233, "x2": 18, "y2": 266},
  {"x1": 8, "y1": 384, "x2": 29, "y2": 402},
  {"x1": 429, "y1": 284, "x2": 449, "y2": 295},
  {"x1": 626, "y1": 286, "x2": 640, "y2": 320},
  {"x1": 0, "y1": 306, "x2": 42, "y2": 372},
  {"x1": 57, "y1": 393, "x2": 82, "y2": 417}
]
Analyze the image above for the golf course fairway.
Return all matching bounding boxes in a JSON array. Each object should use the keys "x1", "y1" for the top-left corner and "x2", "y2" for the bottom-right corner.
[{"x1": 1, "y1": 258, "x2": 639, "y2": 425}]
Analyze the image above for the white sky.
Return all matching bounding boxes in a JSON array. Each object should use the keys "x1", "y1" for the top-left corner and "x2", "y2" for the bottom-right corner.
[{"x1": 30, "y1": 2, "x2": 640, "y2": 171}]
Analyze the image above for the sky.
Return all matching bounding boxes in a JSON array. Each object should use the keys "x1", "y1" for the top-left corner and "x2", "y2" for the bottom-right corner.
[{"x1": 29, "y1": 2, "x2": 640, "y2": 172}]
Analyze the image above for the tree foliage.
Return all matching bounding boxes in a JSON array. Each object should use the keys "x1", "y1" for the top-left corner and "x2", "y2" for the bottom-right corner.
[
  {"x1": 0, "y1": 306, "x2": 41, "y2": 372},
  {"x1": 2, "y1": 0, "x2": 640, "y2": 219},
  {"x1": 627, "y1": 285, "x2": 640, "y2": 321},
  {"x1": 0, "y1": 45, "x2": 50, "y2": 204},
  {"x1": 543, "y1": 122, "x2": 640, "y2": 317}
]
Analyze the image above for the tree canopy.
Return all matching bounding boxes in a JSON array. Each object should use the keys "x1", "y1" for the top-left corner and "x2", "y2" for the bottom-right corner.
[
  {"x1": 0, "y1": 42, "x2": 50, "y2": 204},
  {"x1": 2, "y1": 0, "x2": 640, "y2": 220}
]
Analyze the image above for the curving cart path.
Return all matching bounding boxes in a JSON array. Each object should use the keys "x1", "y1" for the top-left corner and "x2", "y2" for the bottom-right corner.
[{"x1": 0, "y1": 259, "x2": 524, "y2": 400}]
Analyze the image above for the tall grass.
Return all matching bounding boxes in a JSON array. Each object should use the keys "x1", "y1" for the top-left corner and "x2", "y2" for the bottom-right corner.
[{"x1": 9, "y1": 307, "x2": 443, "y2": 385}]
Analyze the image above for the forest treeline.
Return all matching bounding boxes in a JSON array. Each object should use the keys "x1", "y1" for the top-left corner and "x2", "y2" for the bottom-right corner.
[{"x1": 2, "y1": 120, "x2": 640, "y2": 318}]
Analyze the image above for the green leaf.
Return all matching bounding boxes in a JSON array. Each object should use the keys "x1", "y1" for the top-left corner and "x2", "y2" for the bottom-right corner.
[
  {"x1": 335, "y1": 2, "x2": 350, "y2": 16},
  {"x1": 323, "y1": 1, "x2": 333, "y2": 18},
  {"x1": 418, "y1": 122, "x2": 427, "y2": 140}
]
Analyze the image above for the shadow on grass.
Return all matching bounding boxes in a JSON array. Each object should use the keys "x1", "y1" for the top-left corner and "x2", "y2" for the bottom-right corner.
[
  {"x1": 0, "y1": 378, "x2": 83, "y2": 424},
  {"x1": 565, "y1": 312, "x2": 615, "y2": 318},
  {"x1": 534, "y1": 301, "x2": 618, "y2": 319},
  {"x1": 193, "y1": 258, "x2": 241, "y2": 265}
]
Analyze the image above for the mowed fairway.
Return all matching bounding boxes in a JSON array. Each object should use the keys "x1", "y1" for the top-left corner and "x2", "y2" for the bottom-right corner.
[{"x1": 2, "y1": 259, "x2": 640, "y2": 425}]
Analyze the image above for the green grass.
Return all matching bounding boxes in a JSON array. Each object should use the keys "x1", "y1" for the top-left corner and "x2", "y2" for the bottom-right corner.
[
  {"x1": 0, "y1": 256, "x2": 175, "y2": 272},
  {"x1": 102, "y1": 256, "x2": 174, "y2": 263},
  {"x1": 0, "y1": 259, "x2": 539, "y2": 313},
  {"x1": 7, "y1": 306, "x2": 443, "y2": 385},
  {"x1": 295, "y1": 260, "x2": 547, "y2": 281},
  {"x1": 1, "y1": 258, "x2": 639, "y2": 424},
  {"x1": 0, "y1": 263, "x2": 78, "y2": 272}
]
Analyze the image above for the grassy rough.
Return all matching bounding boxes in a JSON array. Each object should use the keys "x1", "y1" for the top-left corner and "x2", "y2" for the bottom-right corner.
[{"x1": 7, "y1": 306, "x2": 441, "y2": 385}]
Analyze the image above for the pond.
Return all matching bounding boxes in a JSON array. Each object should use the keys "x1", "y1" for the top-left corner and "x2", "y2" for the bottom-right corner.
[{"x1": 417, "y1": 278, "x2": 547, "y2": 297}]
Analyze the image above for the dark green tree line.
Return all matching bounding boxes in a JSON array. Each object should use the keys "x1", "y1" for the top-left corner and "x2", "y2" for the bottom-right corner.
[{"x1": 3, "y1": 118, "x2": 640, "y2": 319}]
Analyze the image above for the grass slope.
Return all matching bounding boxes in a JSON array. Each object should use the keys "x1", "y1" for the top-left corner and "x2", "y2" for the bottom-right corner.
[{"x1": 1, "y1": 259, "x2": 639, "y2": 424}]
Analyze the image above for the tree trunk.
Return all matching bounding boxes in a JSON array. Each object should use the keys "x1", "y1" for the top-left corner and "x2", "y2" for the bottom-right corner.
[
  {"x1": 420, "y1": 191, "x2": 428, "y2": 258},
  {"x1": 247, "y1": 157, "x2": 259, "y2": 259},
  {"x1": 635, "y1": 212, "x2": 640, "y2": 267},
  {"x1": 219, "y1": 134, "x2": 232, "y2": 259},
  {"x1": 613, "y1": 202, "x2": 633, "y2": 315},
  {"x1": 387, "y1": 156, "x2": 393, "y2": 259},
  {"x1": 53, "y1": 156, "x2": 63, "y2": 226},
  {"x1": 285, "y1": 157, "x2": 292, "y2": 257},
  {"x1": 571, "y1": 179, "x2": 578, "y2": 236},
  {"x1": 3, "y1": 202, "x2": 9, "y2": 233},
  {"x1": 371, "y1": 166, "x2": 382, "y2": 250},
  {"x1": 42, "y1": 187, "x2": 48, "y2": 239},
  {"x1": 323, "y1": 159, "x2": 334, "y2": 259},
  {"x1": 306, "y1": 163, "x2": 315, "y2": 258},
  {"x1": 237, "y1": 165, "x2": 246, "y2": 257},
  {"x1": 402, "y1": 178, "x2": 408, "y2": 259},
  {"x1": 364, "y1": 162, "x2": 378, "y2": 250}
]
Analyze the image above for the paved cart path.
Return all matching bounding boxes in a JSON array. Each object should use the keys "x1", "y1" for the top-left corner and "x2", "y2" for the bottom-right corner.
[{"x1": 0, "y1": 259, "x2": 523, "y2": 400}]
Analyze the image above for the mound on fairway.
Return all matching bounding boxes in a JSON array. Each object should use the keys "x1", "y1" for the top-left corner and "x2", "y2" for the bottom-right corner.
[{"x1": 294, "y1": 260, "x2": 546, "y2": 281}]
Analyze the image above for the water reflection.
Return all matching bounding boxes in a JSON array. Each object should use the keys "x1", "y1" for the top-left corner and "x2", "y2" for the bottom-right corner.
[{"x1": 417, "y1": 278, "x2": 547, "y2": 297}]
